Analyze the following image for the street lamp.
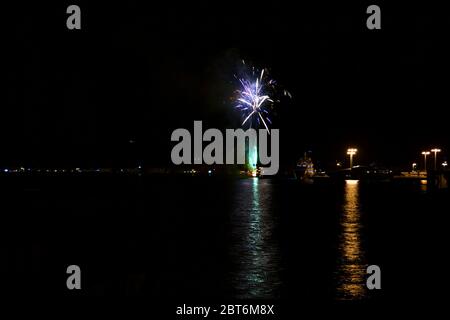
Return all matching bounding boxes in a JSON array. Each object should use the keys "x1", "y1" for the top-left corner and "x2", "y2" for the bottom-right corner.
[
  {"x1": 422, "y1": 151, "x2": 430, "y2": 172},
  {"x1": 431, "y1": 148, "x2": 441, "y2": 170},
  {"x1": 347, "y1": 148, "x2": 357, "y2": 170}
]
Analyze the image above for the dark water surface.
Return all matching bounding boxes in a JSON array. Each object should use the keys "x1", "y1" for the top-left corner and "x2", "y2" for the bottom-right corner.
[{"x1": 1, "y1": 175, "x2": 447, "y2": 305}]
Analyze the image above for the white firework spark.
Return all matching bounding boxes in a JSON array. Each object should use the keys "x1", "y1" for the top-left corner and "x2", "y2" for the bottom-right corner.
[{"x1": 234, "y1": 66, "x2": 276, "y2": 134}]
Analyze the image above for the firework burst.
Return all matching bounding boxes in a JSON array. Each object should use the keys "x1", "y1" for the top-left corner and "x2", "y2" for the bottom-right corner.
[
  {"x1": 236, "y1": 65, "x2": 275, "y2": 134},
  {"x1": 234, "y1": 63, "x2": 287, "y2": 134}
]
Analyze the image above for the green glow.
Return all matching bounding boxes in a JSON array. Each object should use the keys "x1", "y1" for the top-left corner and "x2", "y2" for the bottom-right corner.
[{"x1": 248, "y1": 144, "x2": 258, "y2": 175}]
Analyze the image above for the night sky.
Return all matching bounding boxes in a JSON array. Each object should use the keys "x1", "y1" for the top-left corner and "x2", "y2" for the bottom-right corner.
[{"x1": 5, "y1": 2, "x2": 448, "y2": 168}]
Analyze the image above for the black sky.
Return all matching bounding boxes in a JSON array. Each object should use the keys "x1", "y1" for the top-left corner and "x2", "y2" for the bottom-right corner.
[{"x1": 4, "y1": 2, "x2": 448, "y2": 168}]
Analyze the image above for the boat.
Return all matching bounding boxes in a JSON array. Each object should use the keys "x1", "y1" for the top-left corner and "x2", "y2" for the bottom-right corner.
[{"x1": 295, "y1": 152, "x2": 315, "y2": 184}]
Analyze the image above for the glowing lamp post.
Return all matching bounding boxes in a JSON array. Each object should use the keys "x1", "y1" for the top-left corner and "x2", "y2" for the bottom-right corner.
[
  {"x1": 347, "y1": 148, "x2": 357, "y2": 170},
  {"x1": 431, "y1": 148, "x2": 441, "y2": 170},
  {"x1": 422, "y1": 151, "x2": 430, "y2": 172}
]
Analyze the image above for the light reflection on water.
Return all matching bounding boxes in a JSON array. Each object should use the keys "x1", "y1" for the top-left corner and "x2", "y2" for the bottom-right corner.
[
  {"x1": 336, "y1": 180, "x2": 368, "y2": 300},
  {"x1": 229, "y1": 178, "x2": 281, "y2": 299}
]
